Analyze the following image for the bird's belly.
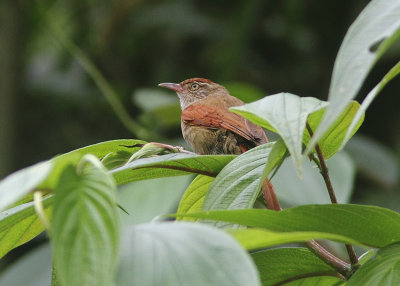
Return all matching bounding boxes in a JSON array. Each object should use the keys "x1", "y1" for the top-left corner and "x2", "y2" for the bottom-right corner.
[{"x1": 181, "y1": 123, "x2": 242, "y2": 155}]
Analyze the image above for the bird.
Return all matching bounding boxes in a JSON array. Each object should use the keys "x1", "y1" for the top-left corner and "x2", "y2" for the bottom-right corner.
[
  {"x1": 158, "y1": 78, "x2": 268, "y2": 155},
  {"x1": 158, "y1": 78, "x2": 279, "y2": 211}
]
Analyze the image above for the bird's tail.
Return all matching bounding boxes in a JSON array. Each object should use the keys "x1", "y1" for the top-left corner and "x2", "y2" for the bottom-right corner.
[{"x1": 261, "y1": 179, "x2": 281, "y2": 211}]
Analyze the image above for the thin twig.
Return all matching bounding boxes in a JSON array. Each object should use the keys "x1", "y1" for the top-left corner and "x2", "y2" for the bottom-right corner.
[
  {"x1": 306, "y1": 122, "x2": 359, "y2": 266},
  {"x1": 41, "y1": 5, "x2": 152, "y2": 140},
  {"x1": 305, "y1": 123, "x2": 337, "y2": 203}
]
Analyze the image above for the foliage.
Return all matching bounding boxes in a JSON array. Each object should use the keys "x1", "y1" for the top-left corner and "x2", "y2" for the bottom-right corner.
[{"x1": 0, "y1": 0, "x2": 400, "y2": 285}]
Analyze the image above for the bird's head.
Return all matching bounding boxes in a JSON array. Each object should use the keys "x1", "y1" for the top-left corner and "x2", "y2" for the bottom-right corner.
[{"x1": 158, "y1": 78, "x2": 228, "y2": 110}]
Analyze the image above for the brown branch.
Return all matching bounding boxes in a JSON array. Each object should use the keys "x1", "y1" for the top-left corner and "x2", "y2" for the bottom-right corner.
[
  {"x1": 305, "y1": 123, "x2": 337, "y2": 203},
  {"x1": 306, "y1": 240, "x2": 350, "y2": 277},
  {"x1": 306, "y1": 122, "x2": 359, "y2": 267}
]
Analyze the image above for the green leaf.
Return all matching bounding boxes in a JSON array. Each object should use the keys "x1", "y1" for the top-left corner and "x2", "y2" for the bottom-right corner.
[
  {"x1": 176, "y1": 204, "x2": 400, "y2": 248},
  {"x1": 261, "y1": 138, "x2": 287, "y2": 181},
  {"x1": 43, "y1": 139, "x2": 144, "y2": 189},
  {"x1": 345, "y1": 135, "x2": 399, "y2": 188},
  {"x1": 117, "y1": 222, "x2": 261, "y2": 286},
  {"x1": 51, "y1": 157, "x2": 119, "y2": 286},
  {"x1": 56, "y1": 139, "x2": 144, "y2": 159},
  {"x1": 347, "y1": 243, "x2": 400, "y2": 285},
  {"x1": 283, "y1": 276, "x2": 344, "y2": 286},
  {"x1": 101, "y1": 150, "x2": 132, "y2": 170},
  {"x1": 119, "y1": 176, "x2": 192, "y2": 225},
  {"x1": 203, "y1": 143, "x2": 275, "y2": 210},
  {"x1": 273, "y1": 152, "x2": 355, "y2": 206},
  {"x1": 305, "y1": 101, "x2": 364, "y2": 159},
  {"x1": 358, "y1": 249, "x2": 376, "y2": 265},
  {"x1": 231, "y1": 93, "x2": 328, "y2": 175},
  {"x1": 307, "y1": 0, "x2": 400, "y2": 155},
  {"x1": 177, "y1": 175, "x2": 214, "y2": 221},
  {"x1": 251, "y1": 248, "x2": 338, "y2": 286},
  {"x1": 231, "y1": 96, "x2": 363, "y2": 165},
  {"x1": 0, "y1": 160, "x2": 54, "y2": 212},
  {"x1": 0, "y1": 197, "x2": 53, "y2": 259},
  {"x1": 231, "y1": 228, "x2": 359, "y2": 251},
  {"x1": 125, "y1": 142, "x2": 186, "y2": 163},
  {"x1": 110, "y1": 153, "x2": 235, "y2": 185}
]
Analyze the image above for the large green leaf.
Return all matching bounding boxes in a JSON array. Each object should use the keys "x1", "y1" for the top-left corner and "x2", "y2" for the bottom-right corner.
[
  {"x1": 0, "y1": 140, "x2": 142, "y2": 211},
  {"x1": 232, "y1": 95, "x2": 364, "y2": 166},
  {"x1": 307, "y1": 0, "x2": 400, "y2": 155},
  {"x1": 231, "y1": 93, "x2": 328, "y2": 174},
  {"x1": 284, "y1": 276, "x2": 344, "y2": 286},
  {"x1": 43, "y1": 139, "x2": 144, "y2": 189},
  {"x1": 56, "y1": 139, "x2": 144, "y2": 160},
  {"x1": 176, "y1": 204, "x2": 400, "y2": 248},
  {"x1": 273, "y1": 152, "x2": 354, "y2": 206},
  {"x1": 305, "y1": 101, "x2": 364, "y2": 159},
  {"x1": 203, "y1": 143, "x2": 276, "y2": 210},
  {"x1": 0, "y1": 197, "x2": 53, "y2": 259},
  {"x1": 0, "y1": 161, "x2": 53, "y2": 212},
  {"x1": 51, "y1": 158, "x2": 119, "y2": 286},
  {"x1": 177, "y1": 175, "x2": 214, "y2": 221},
  {"x1": 251, "y1": 248, "x2": 338, "y2": 286},
  {"x1": 347, "y1": 243, "x2": 400, "y2": 285},
  {"x1": 110, "y1": 153, "x2": 235, "y2": 185},
  {"x1": 117, "y1": 222, "x2": 261, "y2": 286},
  {"x1": 119, "y1": 176, "x2": 192, "y2": 225}
]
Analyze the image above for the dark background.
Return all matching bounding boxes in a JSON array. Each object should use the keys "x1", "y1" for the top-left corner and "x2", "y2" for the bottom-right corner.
[{"x1": 2, "y1": 0, "x2": 399, "y2": 177}]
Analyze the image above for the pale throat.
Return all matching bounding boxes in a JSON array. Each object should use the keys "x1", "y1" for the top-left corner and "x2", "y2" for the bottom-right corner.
[{"x1": 177, "y1": 93, "x2": 203, "y2": 110}]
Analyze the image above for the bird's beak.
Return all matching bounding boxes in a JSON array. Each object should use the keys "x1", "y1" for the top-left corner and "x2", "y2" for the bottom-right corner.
[{"x1": 158, "y1": 82, "x2": 183, "y2": 92}]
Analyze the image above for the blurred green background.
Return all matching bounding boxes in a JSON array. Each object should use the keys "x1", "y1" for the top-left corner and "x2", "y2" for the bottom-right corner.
[{"x1": 0, "y1": 0, "x2": 399, "y2": 284}]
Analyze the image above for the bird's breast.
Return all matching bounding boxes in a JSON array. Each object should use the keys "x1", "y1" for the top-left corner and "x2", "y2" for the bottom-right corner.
[{"x1": 181, "y1": 121, "x2": 243, "y2": 155}]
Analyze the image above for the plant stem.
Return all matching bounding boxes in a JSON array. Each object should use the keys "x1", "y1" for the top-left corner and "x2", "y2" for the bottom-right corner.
[
  {"x1": 305, "y1": 123, "x2": 337, "y2": 203},
  {"x1": 305, "y1": 122, "x2": 359, "y2": 266},
  {"x1": 307, "y1": 240, "x2": 350, "y2": 277}
]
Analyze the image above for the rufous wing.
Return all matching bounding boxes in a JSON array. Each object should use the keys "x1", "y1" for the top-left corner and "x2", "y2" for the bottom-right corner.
[{"x1": 181, "y1": 104, "x2": 267, "y2": 146}]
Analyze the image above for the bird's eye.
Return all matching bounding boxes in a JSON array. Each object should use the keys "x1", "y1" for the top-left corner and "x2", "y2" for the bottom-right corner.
[{"x1": 190, "y1": 83, "x2": 200, "y2": 91}]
